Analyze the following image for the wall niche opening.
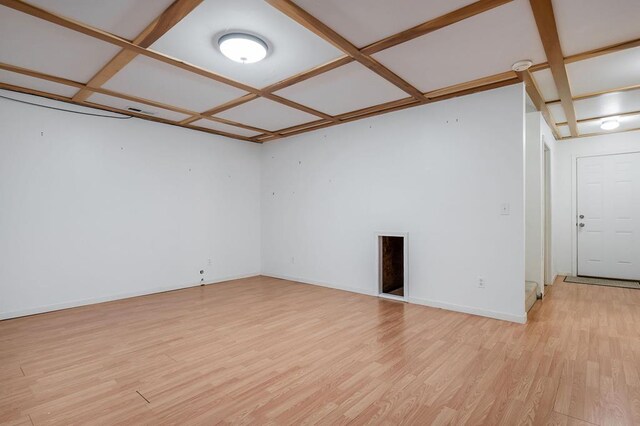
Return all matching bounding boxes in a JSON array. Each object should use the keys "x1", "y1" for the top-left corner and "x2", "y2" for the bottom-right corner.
[{"x1": 378, "y1": 234, "x2": 406, "y2": 300}]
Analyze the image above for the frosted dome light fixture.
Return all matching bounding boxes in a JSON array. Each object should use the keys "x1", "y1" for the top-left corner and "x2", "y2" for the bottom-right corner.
[
  {"x1": 218, "y1": 33, "x2": 268, "y2": 64},
  {"x1": 600, "y1": 118, "x2": 620, "y2": 130}
]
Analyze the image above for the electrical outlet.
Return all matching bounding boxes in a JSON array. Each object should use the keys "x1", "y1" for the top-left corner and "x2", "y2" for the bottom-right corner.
[
  {"x1": 207, "y1": 258, "x2": 212, "y2": 266},
  {"x1": 477, "y1": 277, "x2": 486, "y2": 288},
  {"x1": 291, "y1": 256, "x2": 295, "y2": 264}
]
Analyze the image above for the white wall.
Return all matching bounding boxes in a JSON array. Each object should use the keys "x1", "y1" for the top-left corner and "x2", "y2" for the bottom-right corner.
[
  {"x1": 1, "y1": 85, "x2": 532, "y2": 323},
  {"x1": 0, "y1": 90, "x2": 262, "y2": 319},
  {"x1": 261, "y1": 84, "x2": 527, "y2": 323},
  {"x1": 540, "y1": 116, "x2": 556, "y2": 285},
  {"x1": 551, "y1": 130, "x2": 640, "y2": 276},
  {"x1": 525, "y1": 111, "x2": 544, "y2": 295}
]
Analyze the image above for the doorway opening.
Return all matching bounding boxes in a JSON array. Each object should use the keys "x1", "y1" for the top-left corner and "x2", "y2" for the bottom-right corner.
[{"x1": 378, "y1": 234, "x2": 407, "y2": 301}]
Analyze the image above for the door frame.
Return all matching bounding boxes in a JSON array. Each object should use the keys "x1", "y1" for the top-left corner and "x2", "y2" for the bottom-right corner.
[
  {"x1": 375, "y1": 232, "x2": 409, "y2": 302},
  {"x1": 544, "y1": 141, "x2": 552, "y2": 285},
  {"x1": 572, "y1": 151, "x2": 640, "y2": 277}
]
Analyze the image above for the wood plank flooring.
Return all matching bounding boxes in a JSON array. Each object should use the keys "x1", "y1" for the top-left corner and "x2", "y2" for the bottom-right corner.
[{"x1": 1, "y1": 275, "x2": 640, "y2": 425}]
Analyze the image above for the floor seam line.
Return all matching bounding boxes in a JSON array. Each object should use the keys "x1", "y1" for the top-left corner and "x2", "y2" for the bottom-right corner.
[
  {"x1": 552, "y1": 408, "x2": 599, "y2": 425},
  {"x1": 136, "y1": 390, "x2": 151, "y2": 404}
]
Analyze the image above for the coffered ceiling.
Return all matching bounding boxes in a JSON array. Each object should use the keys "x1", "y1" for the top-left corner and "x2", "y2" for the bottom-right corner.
[{"x1": 0, "y1": 0, "x2": 638, "y2": 143}]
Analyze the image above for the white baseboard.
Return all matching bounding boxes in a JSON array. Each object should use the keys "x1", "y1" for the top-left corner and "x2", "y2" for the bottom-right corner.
[
  {"x1": 3, "y1": 273, "x2": 527, "y2": 324},
  {"x1": 408, "y1": 296, "x2": 527, "y2": 324},
  {"x1": 262, "y1": 273, "x2": 526, "y2": 324},
  {"x1": 261, "y1": 273, "x2": 378, "y2": 297},
  {"x1": 546, "y1": 273, "x2": 562, "y2": 285},
  {"x1": 0, "y1": 273, "x2": 260, "y2": 320}
]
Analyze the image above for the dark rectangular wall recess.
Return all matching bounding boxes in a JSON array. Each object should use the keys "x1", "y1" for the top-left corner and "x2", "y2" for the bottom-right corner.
[{"x1": 381, "y1": 236, "x2": 404, "y2": 296}]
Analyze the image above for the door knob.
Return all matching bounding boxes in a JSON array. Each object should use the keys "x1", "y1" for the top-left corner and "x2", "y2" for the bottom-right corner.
[
  {"x1": 579, "y1": 223, "x2": 585, "y2": 228},
  {"x1": 579, "y1": 214, "x2": 584, "y2": 219}
]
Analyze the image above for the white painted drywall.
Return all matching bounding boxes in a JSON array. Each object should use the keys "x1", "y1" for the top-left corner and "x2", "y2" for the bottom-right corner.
[
  {"x1": 1, "y1": 84, "x2": 531, "y2": 323},
  {"x1": 0, "y1": 90, "x2": 262, "y2": 319},
  {"x1": 540, "y1": 116, "x2": 556, "y2": 285},
  {"x1": 551, "y1": 130, "x2": 640, "y2": 277},
  {"x1": 525, "y1": 111, "x2": 544, "y2": 296},
  {"x1": 261, "y1": 84, "x2": 527, "y2": 323}
]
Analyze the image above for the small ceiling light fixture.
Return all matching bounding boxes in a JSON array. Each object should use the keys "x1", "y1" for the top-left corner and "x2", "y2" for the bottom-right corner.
[
  {"x1": 512, "y1": 60, "x2": 533, "y2": 72},
  {"x1": 218, "y1": 32, "x2": 268, "y2": 64},
  {"x1": 600, "y1": 118, "x2": 620, "y2": 130}
]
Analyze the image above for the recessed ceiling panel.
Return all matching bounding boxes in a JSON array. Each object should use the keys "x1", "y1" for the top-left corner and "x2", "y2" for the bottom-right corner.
[
  {"x1": 215, "y1": 98, "x2": 319, "y2": 131},
  {"x1": 274, "y1": 62, "x2": 407, "y2": 116},
  {"x1": 0, "y1": 7, "x2": 120, "y2": 82},
  {"x1": 532, "y1": 69, "x2": 559, "y2": 102},
  {"x1": 553, "y1": 0, "x2": 640, "y2": 56},
  {"x1": 574, "y1": 89, "x2": 640, "y2": 121},
  {"x1": 0, "y1": 70, "x2": 78, "y2": 97},
  {"x1": 557, "y1": 125, "x2": 571, "y2": 138},
  {"x1": 567, "y1": 47, "x2": 640, "y2": 96},
  {"x1": 372, "y1": 0, "x2": 546, "y2": 93},
  {"x1": 578, "y1": 113, "x2": 640, "y2": 135},
  {"x1": 292, "y1": 0, "x2": 475, "y2": 48},
  {"x1": 192, "y1": 119, "x2": 263, "y2": 138},
  {"x1": 150, "y1": 0, "x2": 343, "y2": 89},
  {"x1": 27, "y1": 0, "x2": 175, "y2": 40},
  {"x1": 102, "y1": 56, "x2": 246, "y2": 112},
  {"x1": 86, "y1": 92, "x2": 191, "y2": 122},
  {"x1": 548, "y1": 103, "x2": 566, "y2": 124}
]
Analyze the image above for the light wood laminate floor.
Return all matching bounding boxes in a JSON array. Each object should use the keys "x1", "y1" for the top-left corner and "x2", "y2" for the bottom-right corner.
[{"x1": 1, "y1": 275, "x2": 640, "y2": 425}]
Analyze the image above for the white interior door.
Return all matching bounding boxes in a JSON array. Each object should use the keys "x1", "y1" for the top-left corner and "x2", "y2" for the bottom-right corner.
[{"x1": 577, "y1": 153, "x2": 640, "y2": 280}]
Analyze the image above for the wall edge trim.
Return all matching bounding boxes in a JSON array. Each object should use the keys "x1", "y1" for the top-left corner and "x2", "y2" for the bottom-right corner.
[{"x1": 0, "y1": 273, "x2": 261, "y2": 320}]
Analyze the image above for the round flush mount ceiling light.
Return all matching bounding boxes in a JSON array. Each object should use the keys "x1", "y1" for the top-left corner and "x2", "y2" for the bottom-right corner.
[
  {"x1": 218, "y1": 33, "x2": 268, "y2": 64},
  {"x1": 511, "y1": 60, "x2": 533, "y2": 72},
  {"x1": 600, "y1": 118, "x2": 620, "y2": 130}
]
